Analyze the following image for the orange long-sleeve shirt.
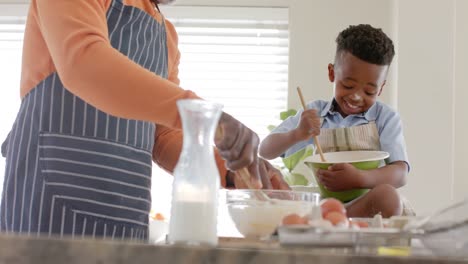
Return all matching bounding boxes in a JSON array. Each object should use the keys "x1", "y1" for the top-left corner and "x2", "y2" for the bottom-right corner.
[{"x1": 22, "y1": 0, "x2": 228, "y2": 185}]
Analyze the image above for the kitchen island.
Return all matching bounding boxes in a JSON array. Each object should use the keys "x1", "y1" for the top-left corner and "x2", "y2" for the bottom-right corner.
[{"x1": 0, "y1": 234, "x2": 466, "y2": 264}]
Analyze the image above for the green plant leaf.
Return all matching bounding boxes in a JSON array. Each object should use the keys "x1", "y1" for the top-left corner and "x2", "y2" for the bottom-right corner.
[
  {"x1": 267, "y1": 109, "x2": 297, "y2": 132},
  {"x1": 267, "y1": 125, "x2": 277, "y2": 132},
  {"x1": 265, "y1": 108, "x2": 314, "y2": 186},
  {"x1": 281, "y1": 144, "x2": 315, "y2": 171},
  {"x1": 284, "y1": 171, "x2": 309, "y2": 186},
  {"x1": 301, "y1": 145, "x2": 315, "y2": 160},
  {"x1": 280, "y1": 109, "x2": 297, "y2": 121}
]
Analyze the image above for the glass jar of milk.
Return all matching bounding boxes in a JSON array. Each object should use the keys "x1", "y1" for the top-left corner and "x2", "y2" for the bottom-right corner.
[{"x1": 168, "y1": 99, "x2": 223, "y2": 246}]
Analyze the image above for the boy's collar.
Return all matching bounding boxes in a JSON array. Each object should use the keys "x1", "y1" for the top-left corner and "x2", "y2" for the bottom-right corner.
[
  {"x1": 320, "y1": 99, "x2": 378, "y2": 121},
  {"x1": 319, "y1": 100, "x2": 335, "y2": 117}
]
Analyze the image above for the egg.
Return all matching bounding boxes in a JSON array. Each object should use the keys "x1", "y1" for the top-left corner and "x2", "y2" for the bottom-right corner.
[
  {"x1": 357, "y1": 221, "x2": 369, "y2": 228},
  {"x1": 324, "y1": 211, "x2": 348, "y2": 227},
  {"x1": 282, "y1": 213, "x2": 308, "y2": 225},
  {"x1": 349, "y1": 220, "x2": 369, "y2": 228},
  {"x1": 320, "y1": 198, "x2": 346, "y2": 218}
]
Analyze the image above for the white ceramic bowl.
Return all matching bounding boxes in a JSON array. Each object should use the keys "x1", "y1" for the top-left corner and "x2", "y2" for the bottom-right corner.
[{"x1": 148, "y1": 219, "x2": 169, "y2": 243}]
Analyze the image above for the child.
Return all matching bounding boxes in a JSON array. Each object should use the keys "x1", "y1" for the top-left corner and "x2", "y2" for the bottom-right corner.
[{"x1": 260, "y1": 24, "x2": 409, "y2": 218}]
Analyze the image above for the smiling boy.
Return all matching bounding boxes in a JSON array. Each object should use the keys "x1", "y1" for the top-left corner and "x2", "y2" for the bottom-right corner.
[{"x1": 260, "y1": 24, "x2": 409, "y2": 218}]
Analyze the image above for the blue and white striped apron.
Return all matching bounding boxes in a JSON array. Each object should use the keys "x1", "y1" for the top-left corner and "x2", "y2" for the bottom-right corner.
[{"x1": 0, "y1": 0, "x2": 168, "y2": 240}]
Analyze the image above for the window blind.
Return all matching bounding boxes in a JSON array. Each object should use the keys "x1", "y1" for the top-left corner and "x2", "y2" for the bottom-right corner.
[
  {"x1": 163, "y1": 6, "x2": 289, "y2": 140},
  {"x1": 0, "y1": 18, "x2": 25, "y2": 48},
  {"x1": 0, "y1": 17, "x2": 26, "y2": 200}
]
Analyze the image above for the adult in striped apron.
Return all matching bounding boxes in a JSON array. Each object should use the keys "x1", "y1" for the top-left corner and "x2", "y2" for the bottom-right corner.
[{"x1": 1, "y1": 0, "x2": 168, "y2": 240}]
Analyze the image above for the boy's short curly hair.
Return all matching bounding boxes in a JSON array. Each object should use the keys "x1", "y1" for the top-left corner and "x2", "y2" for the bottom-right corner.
[{"x1": 335, "y1": 24, "x2": 395, "y2": 66}]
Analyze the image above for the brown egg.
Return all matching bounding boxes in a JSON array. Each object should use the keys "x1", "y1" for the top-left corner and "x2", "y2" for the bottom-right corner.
[
  {"x1": 282, "y1": 213, "x2": 308, "y2": 225},
  {"x1": 324, "y1": 211, "x2": 348, "y2": 226},
  {"x1": 320, "y1": 198, "x2": 346, "y2": 218},
  {"x1": 350, "y1": 220, "x2": 369, "y2": 228}
]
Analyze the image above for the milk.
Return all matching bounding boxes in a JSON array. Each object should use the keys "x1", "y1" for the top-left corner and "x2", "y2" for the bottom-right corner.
[{"x1": 168, "y1": 200, "x2": 218, "y2": 246}]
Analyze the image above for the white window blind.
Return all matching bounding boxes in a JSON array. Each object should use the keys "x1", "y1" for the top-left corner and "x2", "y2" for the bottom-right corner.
[
  {"x1": 162, "y1": 6, "x2": 289, "y2": 140},
  {"x1": 0, "y1": 16, "x2": 26, "y2": 199}
]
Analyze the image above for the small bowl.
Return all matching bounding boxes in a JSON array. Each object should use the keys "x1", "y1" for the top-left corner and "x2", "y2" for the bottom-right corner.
[
  {"x1": 304, "y1": 151, "x2": 389, "y2": 202},
  {"x1": 226, "y1": 189, "x2": 320, "y2": 239},
  {"x1": 148, "y1": 219, "x2": 169, "y2": 243}
]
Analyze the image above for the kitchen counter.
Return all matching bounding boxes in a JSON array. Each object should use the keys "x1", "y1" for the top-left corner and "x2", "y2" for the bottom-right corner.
[{"x1": 0, "y1": 234, "x2": 467, "y2": 264}]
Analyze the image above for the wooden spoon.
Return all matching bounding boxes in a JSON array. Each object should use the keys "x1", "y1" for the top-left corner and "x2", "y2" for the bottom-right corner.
[
  {"x1": 215, "y1": 126, "x2": 272, "y2": 202},
  {"x1": 237, "y1": 167, "x2": 273, "y2": 202},
  {"x1": 296, "y1": 86, "x2": 326, "y2": 162}
]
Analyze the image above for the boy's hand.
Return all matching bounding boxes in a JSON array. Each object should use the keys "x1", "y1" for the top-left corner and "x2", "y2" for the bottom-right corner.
[
  {"x1": 294, "y1": 109, "x2": 321, "y2": 141},
  {"x1": 316, "y1": 163, "x2": 363, "y2": 191}
]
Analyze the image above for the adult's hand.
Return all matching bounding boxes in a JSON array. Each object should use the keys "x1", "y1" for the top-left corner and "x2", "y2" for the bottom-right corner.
[
  {"x1": 215, "y1": 112, "x2": 261, "y2": 188},
  {"x1": 226, "y1": 159, "x2": 290, "y2": 190}
]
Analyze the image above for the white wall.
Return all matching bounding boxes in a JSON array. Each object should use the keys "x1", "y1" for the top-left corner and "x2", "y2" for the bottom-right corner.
[
  {"x1": 0, "y1": 4, "x2": 27, "y2": 15},
  {"x1": 398, "y1": 0, "x2": 463, "y2": 214},
  {"x1": 454, "y1": 0, "x2": 468, "y2": 203}
]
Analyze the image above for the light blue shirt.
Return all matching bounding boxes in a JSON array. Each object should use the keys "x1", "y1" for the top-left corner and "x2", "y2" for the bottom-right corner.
[{"x1": 271, "y1": 99, "x2": 410, "y2": 168}]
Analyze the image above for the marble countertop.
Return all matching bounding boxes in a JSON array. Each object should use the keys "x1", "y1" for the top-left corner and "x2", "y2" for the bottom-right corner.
[{"x1": 0, "y1": 234, "x2": 467, "y2": 264}]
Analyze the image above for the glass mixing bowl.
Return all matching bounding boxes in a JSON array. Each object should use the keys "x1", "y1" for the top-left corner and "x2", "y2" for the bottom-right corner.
[{"x1": 226, "y1": 189, "x2": 320, "y2": 239}]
